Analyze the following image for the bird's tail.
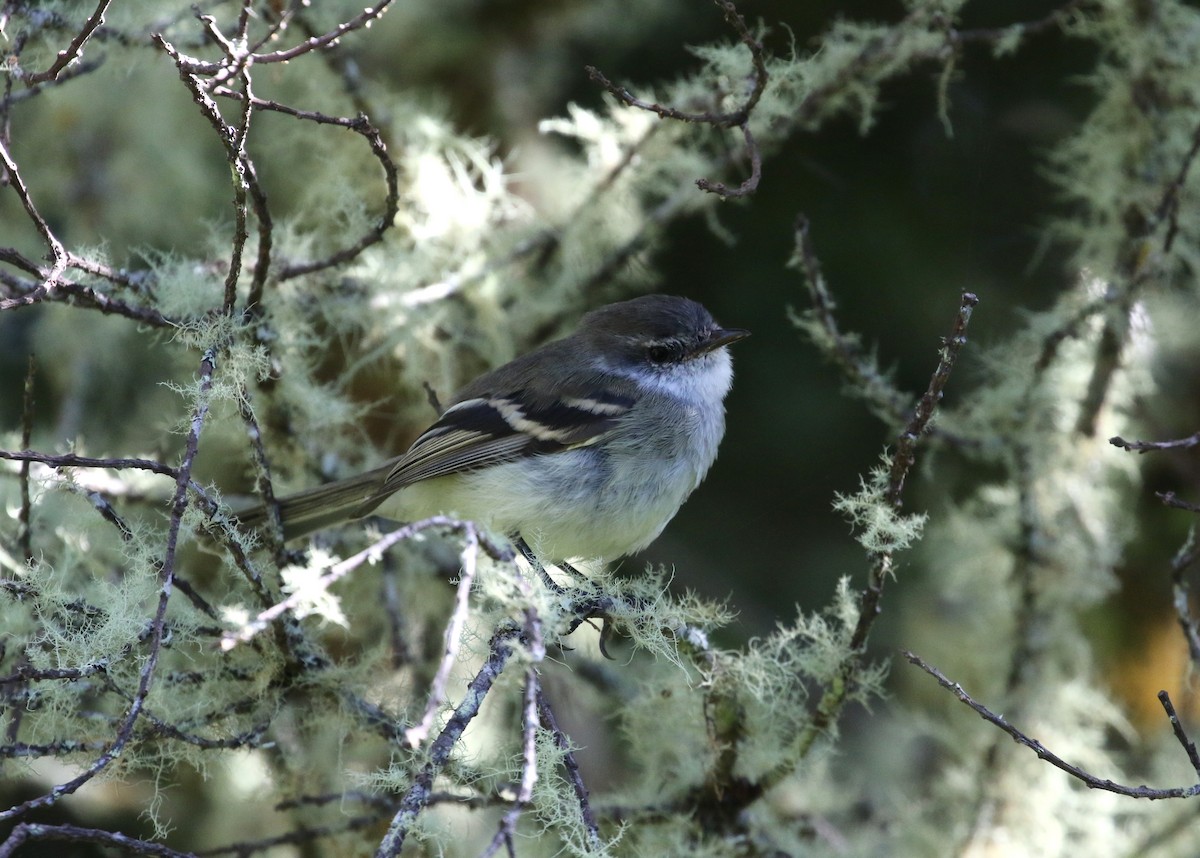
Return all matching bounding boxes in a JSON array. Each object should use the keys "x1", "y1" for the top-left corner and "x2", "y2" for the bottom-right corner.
[{"x1": 233, "y1": 463, "x2": 393, "y2": 541}]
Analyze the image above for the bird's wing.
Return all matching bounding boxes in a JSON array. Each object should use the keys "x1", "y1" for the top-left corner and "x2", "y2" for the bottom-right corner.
[{"x1": 378, "y1": 387, "x2": 637, "y2": 493}]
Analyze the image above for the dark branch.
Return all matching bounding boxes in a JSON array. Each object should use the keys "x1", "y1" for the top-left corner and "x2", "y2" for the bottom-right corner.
[
  {"x1": 586, "y1": 0, "x2": 767, "y2": 198},
  {"x1": 375, "y1": 626, "x2": 520, "y2": 856},
  {"x1": 1110, "y1": 431, "x2": 1200, "y2": 454},
  {"x1": 17, "y1": 0, "x2": 112, "y2": 85},
  {"x1": 906, "y1": 651, "x2": 1200, "y2": 800}
]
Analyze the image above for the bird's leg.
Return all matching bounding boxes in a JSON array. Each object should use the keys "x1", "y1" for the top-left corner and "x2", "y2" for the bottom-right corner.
[
  {"x1": 556, "y1": 559, "x2": 589, "y2": 584},
  {"x1": 513, "y1": 536, "x2": 566, "y2": 594},
  {"x1": 512, "y1": 537, "x2": 592, "y2": 587},
  {"x1": 514, "y1": 537, "x2": 619, "y2": 659}
]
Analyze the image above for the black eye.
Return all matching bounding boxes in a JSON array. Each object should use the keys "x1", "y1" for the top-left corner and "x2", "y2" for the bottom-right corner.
[{"x1": 647, "y1": 342, "x2": 683, "y2": 364}]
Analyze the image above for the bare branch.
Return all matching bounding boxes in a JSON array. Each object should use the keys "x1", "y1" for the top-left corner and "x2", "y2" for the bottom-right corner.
[
  {"x1": 481, "y1": 670, "x2": 542, "y2": 858},
  {"x1": 695, "y1": 123, "x2": 761, "y2": 197},
  {"x1": 16, "y1": 0, "x2": 111, "y2": 85},
  {"x1": 376, "y1": 626, "x2": 521, "y2": 857},
  {"x1": 905, "y1": 651, "x2": 1200, "y2": 800},
  {"x1": 1153, "y1": 114, "x2": 1200, "y2": 255},
  {"x1": 17, "y1": 357, "x2": 35, "y2": 563},
  {"x1": 153, "y1": 31, "x2": 270, "y2": 314},
  {"x1": 201, "y1": 806, "x2": 394, "y2": 856},
  {"x1": 536, "y1": 685, "x2": 602, "y2": 850},
  {"x1": 0, "y1": 822, "x2": 194, "y2": 858},
  {"x1": 789, "y1": 215, "x2": 916, "y2": 427},
  {"x1": 883, "y1": 290, "x2": 978, "y2": 507},
  {"x1": 219, "y1": 517, "x2": 495, "y2": 651},
  {"x1": 1159, "y1": 492, "x2": 1200, "y2": 515},
  {"x1": 0, "y1": 449, "x2": 177, "y2": 478},
  {"x1": 587, "y1": 0, "x2": 768, "y2": 198},
  {"x1": 0, "y1": 138, "x2": 68, "y2": 293},
  {"x1": 0, "y1": 346, "x2": 217, "y2": 825},
  {"x1": 0, "y1": 58, "x2": 105, "y2": 111},
  {"x1": 1168, "y1": 528, "x2": 1200, "y2": 664},
  {"x1": 793, "y1": 290, "x2": 977, "y2": 766},
  {"x1": 1110, "y1": 431, "x2": 1200, "y2": 454},
  {"x1": 238, "y1": 100, "x2": 399, "y2": 281},
  {"x1": 250, "y1": 1, "x2": 395, "y2": 65},
  {"x1": 405, "y1": 529, "x2": 483, "y2": 748}
]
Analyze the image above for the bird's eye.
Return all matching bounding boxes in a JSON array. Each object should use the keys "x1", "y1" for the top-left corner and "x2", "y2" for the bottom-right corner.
[{"x1": 647, "y1": 342, "x2": 682, "y2": 363}]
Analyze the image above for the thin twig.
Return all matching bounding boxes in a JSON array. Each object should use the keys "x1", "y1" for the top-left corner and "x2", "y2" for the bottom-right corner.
[
  {"x1": 1168, "y1": 528, "x2": 1200, "y2": 665},
  {"x1": 536, "y1": 685, "x2": 602, "y2": 850},
  {"x1": 153, "y1": 32, "x2": 269, "y2": 314},
  {"x1": 1159, "y1": 492, "x2": 1200, "y2": 515},
  {"x1": 789, "y1": 215, "x2": 916, "y2": 427},
  {"x1": 17, "y1": 0, "x2": 111, "y2": 85},
  {"x1": 950, "y1": 0, "x2": 1083, "y2": 45},
  {"x1": 237, "y1": 99, "x2": 398, "y2": 281},
  {"x1": 0, "y1": 449, "x2": 177, "y2": 478},
  {"x1": 481, "y1": 670, "x2": 542, "y2": 858},
  {"x1": 219, "y1": 517, "x2": 489, "y2": 651},
  {"x1": 0, "y1": 59, "x2": 105, "y2": 111},
  {"x1": 695, "y1": 123, "x2": 762, "y2": 197},
  {"x1": 376, "y1": 626, "x2": 521, "y2": 857},
  {"x1": 0, "y1": 274, "x2": 174, "y2": 325},
  {"x1": 1160, "y1": 690, "x2": 1200, "y2": 779},
  {"x1": 200, "y1": 808, "x2": 392, "y2": 857},
  {"x1": 793, "y1": 291, "x2": 977, "y2": 766},
  {"x1": 586, "y1": 0, "x2": 767, "y2": 198},
  {"x1": 18, "y1": 356, "x2": 35, "y2": 563},
  {"x1": 905, "y1": 651, "x2": 1200, "y2": 800},
  {"x1": 0, "y1": 138, "x2": 68, "y2": 293},
  {"x1": 1110, "y1": 431, "x2": 1200, "y2": 454},
  {"x1": 405, "y1": 529, "x2": 482, "y2": 747},
  {"x1": 0, "y1": 347, "x2": 217, "y2": 825},
  {"x1": 0, "y1": 822, "x2": 194, "y2": 858},
  {"x1": 250, "y1": 0, "x2": 395, "y2": 65},
  {"x1": 1153, "y1": 114, "x2": 1200, "y2": 255}
]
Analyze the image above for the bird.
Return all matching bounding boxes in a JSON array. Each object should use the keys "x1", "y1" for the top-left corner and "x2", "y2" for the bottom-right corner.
[{"x1": 235, "y1": 294, "x2": 748, "y2": 566}]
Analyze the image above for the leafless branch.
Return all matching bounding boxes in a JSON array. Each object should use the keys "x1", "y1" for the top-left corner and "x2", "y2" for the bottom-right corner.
[
  {"x1": 481, "y1": 670, "x2": 542, "y2": 858},
  {"x1": 0, "y1": 138, "x2": 68, "y2": 293},
  {"x1": 695, "y1": 123, "x2": 762, "y2": 197},
  {"x1": 790, "y1": 214, "x2": 912, "y2": 426},
  {"x1": 905, "y1": 651, "x2": 1200, "y2": 800},
  {"x1": 238, "y1": 98, "x2": 399, "y2": 282},
  {"x1": 0, "y1": 822, "x2": 194, "y2": 858},
  {"x1": 536, "y1": 685, "x2": 602, "y2": 850},
  {"x1": 1110, "y1": 431, "x2": 1200, "y2": 454},
  {"x1": 0, "y1": 58, "x2": 105, "y2": 111},
  {"x1": 250, "y1": 1, "x2": 395, "y2": 66},
  {"x1": 153, "y1": 31, "x2": 267, "y2": 314},
  {"x1": 0, "y1": 449, "x2": 177, "y2": 478},
  {"x1": 219, "y1": 517, "x2": 499, "y2": 651},
  {"x1": 0, "y1": 346, "x2": 216, "y2": 826},
  {"x1": 405, "y1": 529, "x2": 483, "y2": 747},
  {"x1": 950, "y1": 0, "x2": 1085, "y2": 45},
  {"x1": 794, "y1": 290, "x2": 977, "y2": 764},
  {"x1": 201, "y1": 807, "x2": 393, "y2": 856},
  {"x1": 15, "y1": 0, "x2": 111, "y2": 85},
  {"x1": 1167, "y1": 528, "x2": 1200, "y2": 665},
  {"x1": 0, "y1": 274, "x2": 175, "y2": 325},
  {"x1": 587, "y1": 0, "x2": 767, "y2": 197},
  {"x1": 1153, "y1": 114, "x2": 1200, "y2": 255},
  {"x1": 376, "y1": 626, "x2": 521, "y2": 857},
  {"x1": 17, "y1": 357, "x2": 35, "y2": 563},
  {"x1": 1159, "y1": 492, "x2": 1200, "y2": 515}
]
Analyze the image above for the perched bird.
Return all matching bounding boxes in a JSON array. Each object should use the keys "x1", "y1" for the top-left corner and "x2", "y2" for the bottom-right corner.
[{"x1": 237, "y1": 294, "x2": 748, "y2": 564}]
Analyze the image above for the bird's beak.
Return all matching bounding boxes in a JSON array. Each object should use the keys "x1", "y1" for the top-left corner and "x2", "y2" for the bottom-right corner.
[{"x1": 700, "y1": 326, "x2": 750, "y2": 353}]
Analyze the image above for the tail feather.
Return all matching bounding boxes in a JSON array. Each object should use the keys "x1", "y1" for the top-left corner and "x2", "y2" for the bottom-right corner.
[{"x1": 233, "y1": 464, "x2": 393, "y2": 541}]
